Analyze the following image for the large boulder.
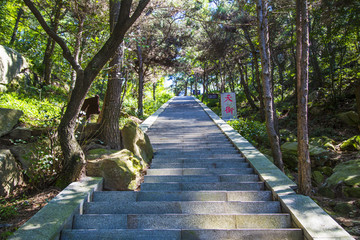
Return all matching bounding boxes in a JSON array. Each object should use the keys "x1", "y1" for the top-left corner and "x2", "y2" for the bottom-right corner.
[
  {"x1": 281, "y1": 141, "x2": 329, "y2": 168},
  {"x1": 121, "y1": 121, "x2": 153, "y2": 165},
  {"x1": 0, "y1": 149, "x2": 24, "y2": 196},
  {"x1": 0, "y1": 108, "x2": 23, "y2": 137},
  {"x1": 0, "y1": 45, "x2": 28, "y2": 92},
  {"x1": 86, "y1": 148, "x2": 144, "y2": 191},
  {"x1": 320, "y1": 159, "x2": 360, "y2": 198},
  {"x1": 338, "y1": 111, "x2": 360, "y2": 127}
]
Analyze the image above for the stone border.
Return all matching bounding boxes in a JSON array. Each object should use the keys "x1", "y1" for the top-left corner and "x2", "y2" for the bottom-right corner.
[
  {"x1": 194, "y1": 97, "x2": 354, "y2": 240},
  {"x1": 9, "y1": 177, "x2": 103, "y2": 240},
  {"x1": 139, "y1": 97, "x2": 174, "y2": 133}
]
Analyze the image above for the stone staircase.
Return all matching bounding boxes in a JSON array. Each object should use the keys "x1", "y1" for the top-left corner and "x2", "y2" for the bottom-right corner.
[{"x1": 61, "y1": 97, "x2": 303, "y2": 240}]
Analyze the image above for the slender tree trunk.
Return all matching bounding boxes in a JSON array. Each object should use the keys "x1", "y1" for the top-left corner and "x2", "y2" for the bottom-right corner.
[
  {"x1": 296, "y1": 0, "x2": 312, "y2": 195},
  {"x1": 355, "y1": 80, "x2": 360, "y2": 131},
  {"x1": 257, "y1": 0, "x2": 284, "y2": 172},
  {"x1": 9, "y1": 8, "x2": 23, "y2": 46},
  {"x1": 137, "y1": 45, "x2": 144, "y2": 117},
  {"x1": 153, "y1": 82, "x2": 156, "y2": 101},
  {"x1": 239, "y1": 63, "x2": 257, "y2": 110},
  {"x1": 70, "y1": 17, "x2": 84, "y2": 91},
  {"x1": 243, "y1": 26, "x2": 265, "y2": 121},
  {"x1": 43, "y1": 0, "x2": 63, "y2": 85}
]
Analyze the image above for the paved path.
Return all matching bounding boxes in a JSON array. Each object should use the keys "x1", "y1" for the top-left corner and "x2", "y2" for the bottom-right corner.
[{"x1": 61, "y1": 96, "x2": 302, "y2": 239}]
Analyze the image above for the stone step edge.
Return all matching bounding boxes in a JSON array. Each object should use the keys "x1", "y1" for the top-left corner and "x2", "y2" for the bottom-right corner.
[
  {"x1": 194, "y1": 97, "x2": 354, "y2": 240},
  {"x1": 9, "y1": 177, "x2": 104, "y2": 240}
]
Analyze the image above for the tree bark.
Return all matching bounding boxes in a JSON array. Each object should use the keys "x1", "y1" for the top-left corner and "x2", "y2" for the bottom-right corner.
[
  {"x1": 239, "y1": 63, "x2": 257, "y2": 110},
  {"x1": 355, "y1": 80, "x2": 360, "y2": 131},
  {"x1": 137, "y1": 44, "x2": 144, "y2": 117},
  {"x1": 242, "y1": 26, "x2": 265, "y2": 122},
  {"x1": 43, "y1": 1, "x2": 63, "y2": 85},
  {"x1": 296, "y1": 0, "x2": 312, "y2": 195},
  {"x1": 257, "y1": 0, "x2": 284, "y2": 172},
  {"x1": 23, "y1": 0, "x2": 150, "y2": 186},
  {"x1": 96, "y1": 0, "x2": 124, "y2": 149}
]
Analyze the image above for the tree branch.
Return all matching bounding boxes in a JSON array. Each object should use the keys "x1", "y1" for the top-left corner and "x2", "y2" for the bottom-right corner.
[{"x1": 23, "y1": 0, "x2": 81, "y2": 71}]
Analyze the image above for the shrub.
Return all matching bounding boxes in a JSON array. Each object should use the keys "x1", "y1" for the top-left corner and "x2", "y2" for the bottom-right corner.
[{"x1": 228, "y1": 118, "x2": 270, "y2": 148}]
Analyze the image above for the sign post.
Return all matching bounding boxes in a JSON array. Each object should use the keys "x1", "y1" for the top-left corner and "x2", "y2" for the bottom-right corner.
[{"x1": 221, "y1": 92, "x2": 237, "y2": 120}]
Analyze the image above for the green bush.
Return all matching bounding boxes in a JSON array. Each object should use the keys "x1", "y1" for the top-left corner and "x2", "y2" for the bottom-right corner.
[
  {"x1": 228, "y1": 118, "x2": 270, "y2": 148},
  {"x1": 0, "y1": 92, "x2": 62, "y2": 127}
]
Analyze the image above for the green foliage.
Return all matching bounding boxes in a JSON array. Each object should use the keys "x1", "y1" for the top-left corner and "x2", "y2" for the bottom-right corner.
[
  {"x1": 0, "y1": 92, "x2": 62, "y2": 127},
  {"x1": 143, "y1": 85, "x2": 174, "y2": 117},
  {"x1": 0, "y1": 199, "x2": 17, "y2": 221},
  {"x1": 228, "y1": 118, "x2": 270, "y2": 148}
]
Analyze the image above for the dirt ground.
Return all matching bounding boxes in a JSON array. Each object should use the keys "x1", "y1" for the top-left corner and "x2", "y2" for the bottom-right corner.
[{"x1": 0, "y1": 187, "x2": 60, "y2": 239}]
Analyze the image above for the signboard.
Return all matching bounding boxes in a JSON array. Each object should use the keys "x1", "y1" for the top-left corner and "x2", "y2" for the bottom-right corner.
[
  {"x1": 221, "y1": 92, "x2": 237, "y2": 120},
  {"x1": 207, "y1": 94, "x2": 218, "y2": 99}
]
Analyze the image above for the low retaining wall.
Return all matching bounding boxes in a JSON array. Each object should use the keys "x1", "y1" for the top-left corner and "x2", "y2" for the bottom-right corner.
[
  {"x1": 10, "y1": 177, "x2": 103, "y2": 240},
  {"x1": 194, "y1": 97, "x2": 354, "y2": 240}
]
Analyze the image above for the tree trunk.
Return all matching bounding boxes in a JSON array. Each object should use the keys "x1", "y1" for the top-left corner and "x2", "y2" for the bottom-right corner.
[
  {"x1": 257, "y1": 0, "x2": 284, "y2": 172},
  {"x1": 296, "y1": 0, "x2": 312, "y2": 195},
  {"x1": 43, "y1": 0, "x2": 63, "y2": 85},
  {"x1": 70, "y1": 16, "x2": 84, "y2": 91},
  {"x1": 239, "y1": 63, "x2": 257, "y2": 110},
  {"x1": 355, "y1": 80, "x2": 360, "y2": 131},
  {"x1": 137, "y1": 45, "x2": 144, "y2": 117},
  {"x1": 153, "y1": 82, "x2": 156, "y2": 101},
  {"x1": 9, "y1": 8, "x2": 23, "y2": 46},
  {"x1": 57, "y1": 70, "x2": 88, "y2": 187},
  {"x1": 96, "y1": 0, "x2": 124, "y2": 149},
  {"x1": 243, "y1": 26, "x2": 265, "y2": 122}
]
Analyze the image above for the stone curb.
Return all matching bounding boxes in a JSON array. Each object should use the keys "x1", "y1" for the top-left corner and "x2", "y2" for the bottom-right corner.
[
  {"x1": 9, "y1": 177, "x2": 103, "y2": 240},
  {"x1": 194, "y1": 97, "x2": 354, "y2": 240},
  {"x1": 139, "y1": 97, "x2": 174, "y2": 133}
]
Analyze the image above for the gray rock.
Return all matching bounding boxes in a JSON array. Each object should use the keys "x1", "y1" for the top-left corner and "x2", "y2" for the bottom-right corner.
[
  {"x1": 121, "y1": 121, "x2": 153, "y2": 165},
  {"x1": 86, "y1": 149, "x2": 145, "y2": 191},
  {"x1": 9, "y1": 127, "x2": 32, "y2": 141},
  {"x1": 0, "y1": 108, "x2": 23, "y2": 137},
  {"x1": 0, "y1": 149, "x2": 24, "y2": 196},
  {"x1": 0, "y1": 45, "x2": 28, "y2": 92},
  {"x1": 338, "y1": 111, "x2": 360, "y2": 127}
]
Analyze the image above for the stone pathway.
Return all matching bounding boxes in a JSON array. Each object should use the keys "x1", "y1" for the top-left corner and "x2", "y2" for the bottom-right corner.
[{"x1": 61, "y1": 96, "x2": 302, "y2": 239}]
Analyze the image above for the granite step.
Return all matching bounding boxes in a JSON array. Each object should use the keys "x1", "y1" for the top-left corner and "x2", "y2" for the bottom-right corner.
[
  {"x1": 83, "y1": 201, "x2": 281, "y2": 214},
  {"x1": 72, "y1": 213, "x2": 292, "y2": 229},
  {"x1": 143, "y1": 174, "x2": 259, "y2": 183},
  {"x1": 91, "y1": 191, "x2": 273, "y2": 202},
  {"x1": 140, "y1": 182, "x2": 264, "y2": 191},
  {"x1": 61, "y1": 229, "x2": 303, "y2": 240},
  {"x1": 146, "y1": 168, "x2": 254, "y2": 175}
]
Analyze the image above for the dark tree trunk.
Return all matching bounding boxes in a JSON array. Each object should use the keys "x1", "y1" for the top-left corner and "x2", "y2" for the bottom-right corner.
[
  {"x1": 9, "y1": 8, "x2": 23, "y2": 46},
  {"x1": 97, "y1": 0, "x2": 124, "y2": 149},
  {"x1": 257, "y1": 0, "x2": 284, "y2": 172},
  {"x1": 43, "y1": 0, "x2": 63, "y2": 85},
  {"x1": 153, "y1": 82, "x2": 156, "y2": 101},
  {"x1": 296, "y1": 0, "x2": 312, "y2": 195},
  {"x1": 355, "y1": 80, "x2": 360, "y2": 131},
  {"x1": 137, "y1": 45, "x2": 144, "y2": 117},
  {"x1": 23, "y1": 0, "x2": 150, "y2": 186},
  {"x1": 239, "y1": 63, "x2": 257, "y2": 110},
  {"x1": 243, "y1": 26, "x2": 265, "y2": 122}
]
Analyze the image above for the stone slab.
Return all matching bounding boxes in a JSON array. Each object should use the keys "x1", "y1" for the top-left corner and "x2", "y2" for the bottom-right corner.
[
  {"x1": 9, "y1": 177, "x2": 103, "y2": 240},
  {"x1": 84, "y1": 201, "x2": 281, "y2": 214}
]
